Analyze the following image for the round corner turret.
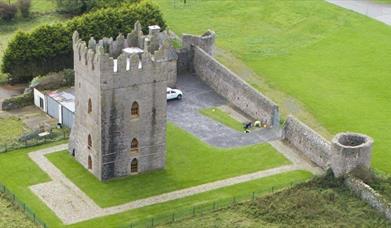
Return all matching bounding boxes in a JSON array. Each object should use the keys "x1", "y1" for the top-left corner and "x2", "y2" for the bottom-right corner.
[{"x1": 331, "y1": 132, "x2": 373, "y2": 177}]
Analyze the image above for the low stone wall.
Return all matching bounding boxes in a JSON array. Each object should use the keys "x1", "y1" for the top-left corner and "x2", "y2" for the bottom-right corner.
[
  {"x1": 192, "y1": 46, "x2": 280, "y2": 128},
  {"x1": 345, "y1": 176, "x2": 391, "y2": 221},
  {"x1": 282, "y1": 115, "x2": 331, "y2": 169}
]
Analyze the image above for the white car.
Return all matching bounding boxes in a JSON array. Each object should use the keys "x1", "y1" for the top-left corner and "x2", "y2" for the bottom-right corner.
[{"x1": 167, "y1": 87, "x2": 183, "y2": 100}]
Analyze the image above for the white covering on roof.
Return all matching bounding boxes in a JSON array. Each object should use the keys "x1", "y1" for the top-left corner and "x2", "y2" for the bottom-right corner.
[
  {"x1": 123, "y1": 47, "x2": 144, "y2": 55},
  {"x1": 47, "y1": 90, "x2": 75, "y2": 112}
]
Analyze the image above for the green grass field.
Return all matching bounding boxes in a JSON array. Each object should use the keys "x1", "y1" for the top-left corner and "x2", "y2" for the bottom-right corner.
[
  {"x1": 0, "y1": 117, "x2": 26, "y2": 144},
  {"x1": 0, "y1": 0, "x2": 63, "y2": 81},
  {"x1": 157, "y1": 0, "x2": 391, "y2": 174},
  {"x1": 160, "y1": 174, "x2": 391, "y2": 227},
  {"x1": 47, "y1": 123, "x2": 289, "y2": 207},
  {"x1": 373, "y1": 0, "x2": 391, "y2": 4},
  {"x1": 199, "y1": 107, "x2": 243, "y2": 131}
]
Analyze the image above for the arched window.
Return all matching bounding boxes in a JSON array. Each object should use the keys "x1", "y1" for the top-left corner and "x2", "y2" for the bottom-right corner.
[
  {"x1": 131, "y1": 158, "x2": 138, "y2": 173},
  {"x1": 88, "y1": 98, "x2": 92, "y2": 113},
  {"x1": 88, "y1": 134, "x2": 92, "y2": 149},
  {"x1": 131, "y1": 138, "x2": 139, "y2": 153},
  {"x1": 88, "y1": 155, "x2": 92, "y2": 170},
  {"x1": 131, "y1": 101, "x2": 139, "y2": 117}
]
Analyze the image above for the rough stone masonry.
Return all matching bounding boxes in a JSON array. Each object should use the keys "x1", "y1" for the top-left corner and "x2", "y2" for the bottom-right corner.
[{"x1": 69, "y1": 21, "x2": 177, "y2": 180}]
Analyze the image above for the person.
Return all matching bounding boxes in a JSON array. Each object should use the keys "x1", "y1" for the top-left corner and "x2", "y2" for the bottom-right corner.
[{"x1": 243, "y1": 122, "x2": 252, "y2": 133}]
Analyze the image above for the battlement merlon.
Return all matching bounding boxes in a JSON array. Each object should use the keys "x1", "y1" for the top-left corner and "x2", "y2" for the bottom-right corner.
[
  {"x1": 182, "y1": 30, "x2": 216, "y2": 56},
  {"x1": 72, "y1": 22, "x2": 178, "y2": 74}
]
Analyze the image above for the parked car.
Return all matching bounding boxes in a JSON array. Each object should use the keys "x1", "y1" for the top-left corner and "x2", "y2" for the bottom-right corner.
[{"x1": 167, "y1": 87, "x2": 183, "y2": 100}]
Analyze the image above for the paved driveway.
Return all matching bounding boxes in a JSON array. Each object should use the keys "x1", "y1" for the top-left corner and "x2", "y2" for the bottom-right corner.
[
  {"x1": 167, "y1": 73, "x2": 281, "y2": 148},
  {"x1": 327, "y1": 0, "x2": 391, "y2": 25}
]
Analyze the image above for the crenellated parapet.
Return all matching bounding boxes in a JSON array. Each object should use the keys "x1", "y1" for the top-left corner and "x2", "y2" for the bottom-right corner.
[
  {"x1": 72, "y1": 21, "x2": 178, "y2": 75},
  {"x1": 182, "y1": 30, "x2": 216, "y2": 56}
]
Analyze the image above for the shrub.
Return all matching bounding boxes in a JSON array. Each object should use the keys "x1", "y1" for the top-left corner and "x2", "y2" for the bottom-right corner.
[
  {"x1": 0, "y1": 2, "x2": 17, "y2": 21},
  {"x1": 29, "y1": 69, "x2": 75, "y2": 91},
  {"x1": 17, "y1": 0, "x2": 31, "y2": 18},
  {"x1": 3, "y1": 24, "x2": 73, "y2": 82},
  {"x1": 2, "y1": 1, "x2": 165, "y2": 82},
  {"x1": 2, "y1": 92, "x2": 33, "y2": 111}
]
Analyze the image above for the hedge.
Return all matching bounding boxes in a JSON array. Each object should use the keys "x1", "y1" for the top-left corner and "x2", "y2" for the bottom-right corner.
[
  {"x1": 2, "y1": 92, "x2": 33, "y2": 111},
  {"x1": 1, "y1": 0, "x2": 166, "y2": 82}
]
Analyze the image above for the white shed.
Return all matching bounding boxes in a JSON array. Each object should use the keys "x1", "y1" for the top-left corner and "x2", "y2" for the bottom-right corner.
[{"x1": 33, "y1": 88, "x2": 47, "y2": 112}]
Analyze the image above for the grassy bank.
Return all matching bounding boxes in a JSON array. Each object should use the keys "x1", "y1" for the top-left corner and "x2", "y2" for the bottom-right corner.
[
  {"x1": 0, "y1": 193, "x2": 37, "y2": 228},
  {"x1": 160, "y1": 174, "x2": 391, "y2": 227}
]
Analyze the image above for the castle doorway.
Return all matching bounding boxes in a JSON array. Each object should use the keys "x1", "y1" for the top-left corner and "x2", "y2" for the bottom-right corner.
[
  {"x1": 88, "y1": 155, "x2": 92, "y2": 170},
  {"x1": 131, "y1": 158, "x2": 138, "y2": 173}
]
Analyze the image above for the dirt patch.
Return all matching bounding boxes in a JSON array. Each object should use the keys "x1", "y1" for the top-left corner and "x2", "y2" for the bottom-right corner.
[
  {"x1": 7, "y1": 106, "x2": 56, "y2": 130},
  {"x1": 0, "y1": 84, "x2": 26, "y2": 105}
]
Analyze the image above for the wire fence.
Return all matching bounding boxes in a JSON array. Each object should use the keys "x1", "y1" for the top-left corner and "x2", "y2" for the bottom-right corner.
[
  {"x1": 0, "y1": 127, "x2": 70, "y2": 153},
  {"x1": 0, "y1": 182, "x2": 47, "y2": 228},
  {"x1": 123, "y1": 181, "x2": 303, "y2": 228}
]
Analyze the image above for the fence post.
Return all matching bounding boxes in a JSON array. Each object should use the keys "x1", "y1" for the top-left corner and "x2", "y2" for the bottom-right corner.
[
  {"x1": 232, "y1": 196, "x2": 236, "y2": 205},
  {"x1": 272, "y1": 186, "x2": 274, "y2": 193},
  {"x1": 171, "y1": 213, "x2": 175, "y2": 222},
  {"x1": 192, "y1": 207, "x2": 195, "y2": 217},
  {"x1": 252, "y1": 192, "x2": 255, "y2": 201},
  {"x1": 151, "y1": 217, "x2": 154, "y2": 227}
]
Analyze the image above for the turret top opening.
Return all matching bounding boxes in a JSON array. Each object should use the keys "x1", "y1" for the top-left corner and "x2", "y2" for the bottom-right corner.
[{"x1": 333, "y1": 133, "x2": 372, "y2": 148}]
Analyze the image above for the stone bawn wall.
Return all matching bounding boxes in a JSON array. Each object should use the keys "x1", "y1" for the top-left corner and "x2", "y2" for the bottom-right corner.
[
  {"x1": 192, "y1": 46, "x2": 280, "y2": 128},
  {"x1": 282, "y1": 115, "x2": 331, "y2": 169},
  {"x1": 345, "y1": 176, "x2": 391, "y2": 222}
]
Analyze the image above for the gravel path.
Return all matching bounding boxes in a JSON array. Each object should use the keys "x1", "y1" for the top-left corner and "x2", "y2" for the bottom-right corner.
[
  {"x1": 327, "y1": 0, "x2": 391, "y2": 25},
  {"x1": 28, "y1": 143, "x2": 309, "y2": 225}
]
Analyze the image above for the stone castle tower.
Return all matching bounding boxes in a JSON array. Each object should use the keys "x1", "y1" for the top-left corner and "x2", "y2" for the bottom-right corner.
[{"x1": 69, "y1": 22, "x2": 177, "y2": 180}]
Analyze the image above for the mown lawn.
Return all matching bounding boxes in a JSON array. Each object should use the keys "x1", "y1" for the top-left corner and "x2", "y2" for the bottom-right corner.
[
  {"x1": 47, "y1": 123, "x2": 289, "y2": 207},
  {"x1": 0, "y1": 117, "x2": 26, "y2": 144},
  {"x1": 160, "y1": 173, "x2": 391, "y2": 227},
  {"x1": 157, "y1": 0, "x2": 391, "y2": 174},
  {"x1": 200, "y1": 107, "x2": 243, "y2": 132}
]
